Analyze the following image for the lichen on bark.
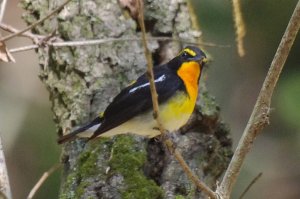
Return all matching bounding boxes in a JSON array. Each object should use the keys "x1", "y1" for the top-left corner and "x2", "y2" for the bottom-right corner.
[{"x1": 21, "y1": 0, "x2": 232, "y2": 198}]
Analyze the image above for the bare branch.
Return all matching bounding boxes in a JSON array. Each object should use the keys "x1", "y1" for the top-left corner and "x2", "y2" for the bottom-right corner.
[
  {"x1": 27, "y1": 164, "x2": 61, "y2": 199},
  {"x1": 9, "y1": 45, "x2": 39, "y2": 53},
  {"x1": 0, "y1": 136, "x2": 12, "y2": 199},
  {"x1": 0, "y1": 0, "x2": 7, "y2": 22},
  {"x1": 1, "y1": 19, "x2": 227, "y2": 56},
  {"x1": 172, "y1": 150, "x2": 217, "y2": 198},
  {"x1": 232, "y1": 0, "x2": 246, "y2": 57},
  {"x1": 137, "y1": 1, "x2": 216, "y2": 198},
  {"x1": 0, "y1": 23, "x2": 45, "y2": 42},
  {"x1": 51, "y1": 37, "x2": 230, "y2": 48},
  {"x1": 217, "y1": 1, "x2": 300, "y2": 198},
  {"x1": 239, "y1": 172, "x2": 262, "y2": 199},
  {"x1": 0, "y1": 0, "x2": 72, "y2": 42},
  {"x1": 0, "y1": 40, "x2": 15, "y2": 62},
  {"x1": 8, "y1": 37, "x2": 229, "y2": 54},
  {"x1": 0, "y1": 0, "x2": 15, "y2": 63},
  {"x1": 137, "y1": 0, "x2": 163, "y2": 132}
]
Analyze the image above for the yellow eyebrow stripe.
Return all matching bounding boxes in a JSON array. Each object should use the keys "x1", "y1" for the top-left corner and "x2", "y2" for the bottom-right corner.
[{"x1": 183, "y1": 48, "x2": 196, "y2": 56}]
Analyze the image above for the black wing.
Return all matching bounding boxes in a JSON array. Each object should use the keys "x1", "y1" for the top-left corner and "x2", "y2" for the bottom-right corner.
[{"x1": 89, "y1": 65, "x2": 185, "y2": 139}]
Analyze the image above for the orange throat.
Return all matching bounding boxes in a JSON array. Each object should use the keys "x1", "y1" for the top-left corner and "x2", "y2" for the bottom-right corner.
[{"x1": 177, "y1": 61, "x2": 201, "y2": 101}]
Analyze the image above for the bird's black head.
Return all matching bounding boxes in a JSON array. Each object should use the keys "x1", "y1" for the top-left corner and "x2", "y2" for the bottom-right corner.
[
  {"x1": 168, "y1": 46, "x2": 207, "y2": 71},
  {"x1": 178, "y1": 46, "x2": 207, "y2": 64}
]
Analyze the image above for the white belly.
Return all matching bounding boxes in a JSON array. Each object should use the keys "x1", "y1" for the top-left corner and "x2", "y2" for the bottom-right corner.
[
  {"x1": 79, "y1": 92, "x2": 195, "y2": 138},
  {"x1": 100, "y1": 111, "x2": 159, "y2": 138}
]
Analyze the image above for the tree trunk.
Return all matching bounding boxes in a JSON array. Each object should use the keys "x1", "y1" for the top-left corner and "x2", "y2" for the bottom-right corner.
[{"x1": 21, "y1": 0, "x2": 232, "y2": 198}]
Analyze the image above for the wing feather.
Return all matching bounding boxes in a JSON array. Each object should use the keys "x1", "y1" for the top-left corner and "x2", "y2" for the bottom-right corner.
[{"x1": 89, "y1": 66, "x2": 185, "y2": 139}]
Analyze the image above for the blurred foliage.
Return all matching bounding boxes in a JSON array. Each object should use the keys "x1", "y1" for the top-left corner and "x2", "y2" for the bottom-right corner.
[
  {"x1": 7, "y1": 103, "x2": 60, "y2": 199},
  {"x1": 193, "y1": 0, "x2": 300, "y2": 198},
  {"x1": 277, "y1": 71, "x2": 300, "y2": 130}
]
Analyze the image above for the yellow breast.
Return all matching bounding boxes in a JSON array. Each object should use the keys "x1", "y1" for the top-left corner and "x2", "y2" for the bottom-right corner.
[
  {"x1": 159, "y1": 91, "x2": 196, "y2": 132},
  {"x1": 158, "y1": 61, "x2": 201, "y2": 132}
]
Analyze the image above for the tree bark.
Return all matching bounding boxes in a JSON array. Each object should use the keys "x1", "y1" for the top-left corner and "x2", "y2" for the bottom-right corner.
[{"x1": 21, "y1": 0, "x2": 232, "y2": 198}]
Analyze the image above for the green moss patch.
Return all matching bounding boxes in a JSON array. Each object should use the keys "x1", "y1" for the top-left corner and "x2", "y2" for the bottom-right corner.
[{"x1": 109, "y1": 135, "x2": 163, "y2": 199}]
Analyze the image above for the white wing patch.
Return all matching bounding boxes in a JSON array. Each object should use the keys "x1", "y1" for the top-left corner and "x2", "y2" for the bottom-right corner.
[
  {"x1": 129, "y1": 75, "x2": 166, "y2": 93},
  {"x1": 88, "y1": 123, "x2": 101, "y2": 132},
  {"x1": 77, "y1": 123, "x2": 101, "y2": 138}
]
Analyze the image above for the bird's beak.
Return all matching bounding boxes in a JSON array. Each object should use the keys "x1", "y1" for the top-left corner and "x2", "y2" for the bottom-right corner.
[{"x1": 198, "y1": 57, "x2": 208, "y2": 66}]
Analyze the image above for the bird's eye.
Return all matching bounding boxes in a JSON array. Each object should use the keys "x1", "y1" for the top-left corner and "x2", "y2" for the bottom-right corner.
[{"x1": 181, "y1": 51, "x2": 189, "y2": 58}]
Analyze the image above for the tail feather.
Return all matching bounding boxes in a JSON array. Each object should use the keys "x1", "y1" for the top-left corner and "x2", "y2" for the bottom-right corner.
[{"x1": 57, "y1": 117, "x2": 102, "y2": 144}]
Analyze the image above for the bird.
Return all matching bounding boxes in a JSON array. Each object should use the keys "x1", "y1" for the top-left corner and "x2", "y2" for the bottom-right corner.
[{"x1": 58, "y1": 46, "x2": 207, "y2": 144}]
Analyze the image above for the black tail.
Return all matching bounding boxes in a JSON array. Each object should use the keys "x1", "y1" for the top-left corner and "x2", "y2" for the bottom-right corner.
[{"x1": 57, "y1": 117, "x2": 102, "y2": 144}]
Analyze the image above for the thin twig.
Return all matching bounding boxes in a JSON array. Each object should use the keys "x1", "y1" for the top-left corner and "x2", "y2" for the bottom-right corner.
[
  {"x1": 239, "y1": 172, "x2": 262, "y2": 199},
  {"x1": 137, "y1": 1, "x2": 216, "y2": 198},
  {"x1": 217, "y1": 1, "x2": 300, "y2": 198},
  {"x1": 51, "y1": 37, "x2": 230, "y2": 48},
  {"x1": 0, "y1": 0, "x2": 72, "y2": 42},
  {"x1": 137, "y1": 0, "x2": 163, "y2": 131},
  {"x1": 173, "y1": 150, "x2": 216, "y2": 197},
  {"x1": 0, "y1": 1, "x2": 13, "y2": 196},
  {"x1": 0, "y1": 23, "x2": 45, "y2": 42},
  {"x1": 232, "y1": 0, "x2": 246, "y2": 57},
  {"x1": 27, "y1": 163, "x2": 61, "y2": 199},
  {"x1": 8, "y1": 37, "x2": 230, "y2": 54},
  {"x1": 9, "y1": 44, "x2": 39, "y2": 53},
  {"x1": 0, "y1": 21, "x2": 230, "y2": 48},
  {"x1": 0, "y1": 0, "x2": 7, "y2": 22}
]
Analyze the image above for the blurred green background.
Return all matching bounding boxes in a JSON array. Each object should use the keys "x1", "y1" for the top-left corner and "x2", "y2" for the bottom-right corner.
[{"x1": 0, "y1": 0, "x2": 299, "y2": 198}]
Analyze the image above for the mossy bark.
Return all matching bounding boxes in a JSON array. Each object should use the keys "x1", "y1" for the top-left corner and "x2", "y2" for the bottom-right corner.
[{"x1": 21, "y1": 0, "x2": 232, "y2": 198}]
